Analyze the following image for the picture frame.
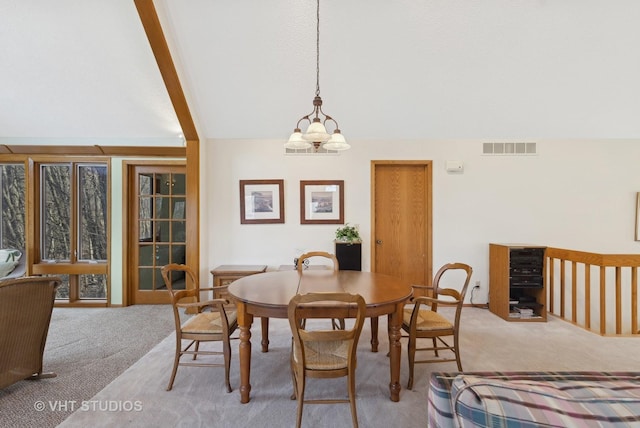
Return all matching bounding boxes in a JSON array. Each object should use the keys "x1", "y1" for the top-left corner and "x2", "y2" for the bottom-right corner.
[
  {"x1": 239, "y1": 179, "x2": 285, "y2": 224},
  {"x1": 636, "y1": 192, "x2": 640, "y2": 241},
  {"x1": 300, "y1": 180, "x2": 344, "y2": 224}
]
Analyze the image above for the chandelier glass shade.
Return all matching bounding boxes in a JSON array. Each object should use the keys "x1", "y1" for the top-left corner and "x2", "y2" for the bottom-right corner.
[{"x1": 284, "y1": 0, "x2": 350, "y2": 152}]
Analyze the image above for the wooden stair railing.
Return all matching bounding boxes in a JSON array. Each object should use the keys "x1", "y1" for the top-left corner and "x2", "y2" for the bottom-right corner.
[{"x1": 545, "y1": 247, "x2": 640, "y2": 336}]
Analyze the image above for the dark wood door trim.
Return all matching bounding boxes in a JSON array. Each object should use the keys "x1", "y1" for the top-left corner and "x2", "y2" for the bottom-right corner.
[{"x1": 122, "y1": 160, "x2": 186, "y2": 305}]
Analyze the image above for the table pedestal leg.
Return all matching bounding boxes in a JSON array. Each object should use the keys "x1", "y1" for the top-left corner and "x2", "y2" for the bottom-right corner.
[
  {"x1": 388, "y1": 303, "x2": 403, "y2": 402},
  {"x1": 260, "y1": 317, "x2": 270, "y2": 352},
  {"x1": 370, "y1": 316, "x2": 379, "y2": 352},
  {"x1": 236, "y1": 301, "x2": 252, "y2": 403}
]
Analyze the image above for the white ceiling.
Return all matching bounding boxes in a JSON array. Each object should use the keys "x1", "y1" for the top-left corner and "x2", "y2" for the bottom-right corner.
[{"x1": 2, "y1": 0, "x2": 640, "y2": 146}]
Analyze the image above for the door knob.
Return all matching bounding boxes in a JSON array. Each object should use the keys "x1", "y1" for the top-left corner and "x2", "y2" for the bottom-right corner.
[{"x1": 376, "y1": 239, "x2": 383, "y2": 245}]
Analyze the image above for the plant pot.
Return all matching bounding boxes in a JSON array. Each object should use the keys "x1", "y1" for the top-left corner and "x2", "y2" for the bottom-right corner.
[{"x1": 334, "y1": 241, "x2": 361, "y2": 271}]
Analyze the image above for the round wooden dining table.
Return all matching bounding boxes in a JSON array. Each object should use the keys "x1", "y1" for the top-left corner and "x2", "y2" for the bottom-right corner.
[{"x1": 228, "y1": 269, "x2": 412, "y2": 403}]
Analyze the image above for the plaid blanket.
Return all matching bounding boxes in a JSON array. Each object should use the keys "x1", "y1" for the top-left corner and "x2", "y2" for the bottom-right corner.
[{"x1": 428, "y1": 371, "x2": 640, "y2": 428}]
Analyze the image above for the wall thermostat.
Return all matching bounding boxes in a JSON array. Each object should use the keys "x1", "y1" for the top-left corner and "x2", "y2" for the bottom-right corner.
[{"x1": 445, "y1": 160, "x2": 464, "y2": 173}]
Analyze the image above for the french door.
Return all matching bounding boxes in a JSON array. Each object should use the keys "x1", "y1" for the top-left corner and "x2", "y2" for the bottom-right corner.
[{"x1": 129, "y1": 164, "x2": 186, "y2": 304}]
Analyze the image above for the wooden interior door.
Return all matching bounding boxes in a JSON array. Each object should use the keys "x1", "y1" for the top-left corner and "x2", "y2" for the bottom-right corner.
[
  {"x1": 129, "y1": 165, "x2": 187, "y2": 304},
  {"x1": 371, "y1": 161, "x2": 432, "y2": 289}
]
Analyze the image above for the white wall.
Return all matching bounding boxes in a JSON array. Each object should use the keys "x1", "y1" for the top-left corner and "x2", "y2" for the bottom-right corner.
[
  {"x1": 202, "y1": 139, "x2": 640, "y2": 303},
  {"x1": 110, "y1": 159, "x2": 124, "y2": 305},
  {"x1": 191, "y1": 2, "x2": 640, "y2": 304}
]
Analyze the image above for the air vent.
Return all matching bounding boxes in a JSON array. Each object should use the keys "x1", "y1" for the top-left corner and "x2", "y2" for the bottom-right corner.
[
  {"x1": 284, "y1": 147, "x2": 339, "y2": 155},
  {"x1": 482, "y1": 142, "x2": 536, "y2": 156}
]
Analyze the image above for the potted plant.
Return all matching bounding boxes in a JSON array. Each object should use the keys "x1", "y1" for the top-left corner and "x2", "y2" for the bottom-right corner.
[
  {"x1": 334, "y1": 224, "x2": 362, "y2": 270},
  {"x1": 335, "y1": 223, "x2": 361, "y2": 244}
]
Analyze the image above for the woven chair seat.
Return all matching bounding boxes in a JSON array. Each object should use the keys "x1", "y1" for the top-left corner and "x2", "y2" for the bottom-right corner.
[
  {"x1": 295, "y1": 339, "x2": 349, "y2": 370},
  {"x1": 403, "y1": 308, "x2": 452, "y2": 331},
  {"x1": 182, "y1": 311, "x2": 237, "y2": 334}
]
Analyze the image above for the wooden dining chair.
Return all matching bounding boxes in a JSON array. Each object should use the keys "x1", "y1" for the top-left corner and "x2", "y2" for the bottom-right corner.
[
  {"x1": 161, "y1": 263, "x2": 237, "y2": 392},
  {"x1": 296, "y1": 251, "x2": 339, "y2": 272},
  {"x1": 288, "y1": 292, "x2": 366, "y2": 428},
  {"x1": 402, "y1": 262, "x2": 473, "y2": 390},
  {"x1": 296, "y1": 251, "x2": 345, "y2": 330}
]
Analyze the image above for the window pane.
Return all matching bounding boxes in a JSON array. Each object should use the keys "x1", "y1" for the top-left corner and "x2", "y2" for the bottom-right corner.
[
  {"x1": 139, "y1": 174, "x2": 153, "y2": 195},
  {"x1": 42, "y1": 164, "x2": 71, "y2": 261},
  {"x1": 156, "y1": 174, "x2": 173, "y2": 195},
  {"x1": 155, "y1": 245, "x2": 170, "y2": 265},
  {"x1": 79, "y1": 274, "x2": 107, "y2": 299},
  {"x1": 0, "y1": 164, "x2": 26, "y2": 250},
  {"x1": 171, "y1": 198, "x2": 185, "y2": 219},
  {"x1": 166, "y1": 269, "x2": 185, "y2": 290},
  {"x1": 156, "y1": 197, "x2": 170, "y2": 219},
  {"x1": 54, "y1": 274, "x2": 70, "y2": 300},
  {"x1": 78, "y1": 165, "x2": 108, "y2": 261},
  {"x1": 155, "y1": 221, "x2": 170, "y2": 242},
  {"x1": 138, "y1": 268, "x2": 153, "y2": 290},
  {"x1": 139, "y1": 220, "x2": 152, "y2": 241},
  {"x1": 139, "y1": 197, "x2": 152, "y2": 219},
  {"x1": 154, "y1": 268, "x2": 163, "y2": 290},
  {"x1": 172, "y1": 221, "x2": 186, "y2": 242},
  {"x1": 171, "y1": 245, "x2": 185, "y2": 264},
  {"x1": 173, "y1": 173, "x2": 185, "y2": 195},
  {"x1": 139, "y1": 245, "x2": 154, "y2": 266}
]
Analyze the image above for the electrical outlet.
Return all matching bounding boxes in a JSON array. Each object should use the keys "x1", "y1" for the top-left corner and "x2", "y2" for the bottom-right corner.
[{"x1": 474, "y1": 280, "x2": 481, "y2": 288}]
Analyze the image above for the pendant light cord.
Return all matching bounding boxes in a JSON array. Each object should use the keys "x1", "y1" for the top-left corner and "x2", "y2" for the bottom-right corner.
[{"x1": 315, "y1": 0, "x2": 321, "y2": 97}]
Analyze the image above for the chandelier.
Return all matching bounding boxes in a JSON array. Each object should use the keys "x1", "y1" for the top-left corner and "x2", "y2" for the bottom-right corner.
[{"x1": 285, "y1": 0, "x2": 349, "y2": 152}]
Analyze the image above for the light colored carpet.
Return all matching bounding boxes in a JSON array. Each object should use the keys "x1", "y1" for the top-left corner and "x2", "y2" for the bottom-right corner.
[
  {"x1": 58, "y1": 307, "x2": 640, "y2": 428},
  {"x1": 0, "y1": 305, "x2": 174, "y2": 428}
]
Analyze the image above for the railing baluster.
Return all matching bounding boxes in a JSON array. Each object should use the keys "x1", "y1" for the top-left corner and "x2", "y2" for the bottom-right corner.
[
  {"x1": 633, "y1": 267, "x2": 638, "y2": 335},
  {"x1": 599, "y1": 266, "x2": 606, "y2": 335},
  {"x1": 571, "y1": 261, "x2": 577, "y2": 323},
  {"x1": 585, "y1": 264, "x2": 591, "y2": 330},
  {"x1": 548, "y1": 258, "x2": 555, "y2": 313},
  {"x1": 616, "y1": 266, "x2": 622, "y2": 335},
  {"x1": 560, "y1": 260, "x2": 566, "y2": 319}
]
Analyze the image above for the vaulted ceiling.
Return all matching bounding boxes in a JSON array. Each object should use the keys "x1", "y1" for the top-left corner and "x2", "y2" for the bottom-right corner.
[{"x1": 2, "y1": 1, "x2": 640, "y2": 146}]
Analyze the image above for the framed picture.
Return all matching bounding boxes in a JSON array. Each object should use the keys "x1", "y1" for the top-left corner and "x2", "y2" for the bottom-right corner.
[
  {"x1": 239, "y1": 179, "x2": 285, "y2": 224},
  {"x1": 636, "y1": 192, "x2": 640, "y2": 241},
  {"x1": 300, "y1": 180, "x2": 344, "y2": 224}
]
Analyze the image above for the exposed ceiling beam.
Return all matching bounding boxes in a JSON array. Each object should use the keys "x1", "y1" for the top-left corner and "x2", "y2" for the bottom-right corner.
[{"x1": 134, "y1": 0, "x2": 198, "y2": 141}]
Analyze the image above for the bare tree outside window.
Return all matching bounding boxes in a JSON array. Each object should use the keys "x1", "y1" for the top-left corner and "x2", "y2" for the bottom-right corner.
[
  {"x1": 0, "y1": 164, "x2": 26, "y2": 251},
  {"x1": 42, "y1": 164, "x2": 71, "y2": 261},
  {"x1": 78, "y1": 165, "x2": 107, "y2": 261},
  {"x1": 40, "y1": 162, "x2": 108, "y2": 300}
]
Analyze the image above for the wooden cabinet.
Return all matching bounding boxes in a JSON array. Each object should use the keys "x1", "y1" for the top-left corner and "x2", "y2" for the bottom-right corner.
[
  {"x1": 210, "y1": 265, "x2": 267, "y2": 300},
  {"x1": 489, "y1": 244, "x2": 546, "y2": 322}
]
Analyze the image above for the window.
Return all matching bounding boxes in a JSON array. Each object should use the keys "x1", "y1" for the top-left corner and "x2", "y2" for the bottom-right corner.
[
  {"x1": 0, "y1": 164, "x2": 26, "y2": 251},
  {"x1": 36, "y1": 161, "x2": 109, "y2": 302}
]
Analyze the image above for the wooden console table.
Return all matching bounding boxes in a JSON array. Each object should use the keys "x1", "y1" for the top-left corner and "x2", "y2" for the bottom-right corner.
[
  {"x1": 210, "y1": 264, "x2": 268, "y2": 296},
  {"x1": 210, "y1": 264, "x2": 269, "y2": 351}
]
